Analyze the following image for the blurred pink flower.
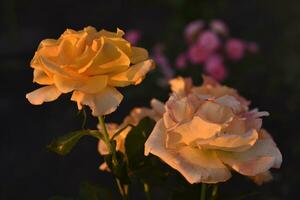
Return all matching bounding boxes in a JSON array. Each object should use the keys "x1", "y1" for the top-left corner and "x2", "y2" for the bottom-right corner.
[
  {"x1": 184, "y1": 20, "x2": 205, "y2": 44},
  {"x1": 197, "y1": 31, "x2": 220, "y2": 52},
  {"x1": 153, "y1": 44, "x2": 174, "y2": 79},
  {"x1": 210, "y1": 20, "x2": 229, "y2": 35},
  {"x1": 175, "y1": 53, "x2": 188, "y2": 69},
  {"x1": 124, "y1": 29, "x2": 141, "y2": 46},
  {"x1": 204, "y1": 55, "x2": 227, "y2": 81},
  {"x1": 188, "y1": 44, "x2": 211, "y2": 64},
  {"x1": 225, "y1": 38, "x2": 246, "y2": 61},
  {"x1": 247, "y1": 42, "x2": 259, "y2": 54}
]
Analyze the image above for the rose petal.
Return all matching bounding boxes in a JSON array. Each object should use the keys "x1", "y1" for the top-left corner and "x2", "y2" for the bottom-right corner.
[
  {"x1": 33, "y1": 69, "x2": 54, "y2": 85},
  {"x1": 145, "y1": 120, "x2": 231, "y2": 184},
  {"x1": 195, "y1": 129, "x2": 258, "y2": 152},
  {"x1": 151, "y1": 98, "x2": 165, "y2": 115},
  {"x1": 131, "y1": 47, "x2": 148, "y2": 64},
  {"x1": 173, "y1": 116, "x2": 222, "y2": 144},
  {"x1": 218, "y1": 137, "x2": 282, "y2": 176},
  {"x1": 196, "y1": 101, "x2": 234, "y2": 124},
  {"x1": 26, "y1": 85, "x2": 62, "y2": 105},
  {"x1": 108, "y1": 59, "x2": 155, "y2": 87},
  {"x1": 169, "y1": 77, "x2": 192, "y2": 97},
  {"x1": 71, "y1": 87, "x2": 123, "y2": 116}
]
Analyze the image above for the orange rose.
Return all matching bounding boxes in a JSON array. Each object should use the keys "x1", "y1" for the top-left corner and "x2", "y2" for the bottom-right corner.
[{"x1": 26, "y1": 26, "x2": 154, "y2": 116}]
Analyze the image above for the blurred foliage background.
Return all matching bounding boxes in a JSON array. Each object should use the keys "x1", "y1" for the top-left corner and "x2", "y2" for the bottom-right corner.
[{"x1": 1, "y1": 0, "x2": 299, "y2": 199}]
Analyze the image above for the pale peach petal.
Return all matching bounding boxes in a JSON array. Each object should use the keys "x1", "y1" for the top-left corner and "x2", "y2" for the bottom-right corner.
[
  {"x1": 150, "y1": 98, "x2": 165, "y2": 115},
  {"x1": 196, "y1": 101, "x2": 234, "y2": 124},
  {"x1": 130, "y1": 47, "x2": 148, "y2": 64},
  {"x1": 26, "y1": 85, "x2": 61, "y2": 105},
  {"x1": 195, "y1": 129, "x2": 258, "y2": 152},
  {"x1": 215, "y1": 95, "x2": 243, "y2": 113},
  {"x1": 165, "y1": 96, "x2": 196, "y2": 124},
  {"x1": 145, "y1": 120, "x2": 231, "y2": 184},
  {"x1": 169, "y1": 77, "x2": 192, "y2": 97},
  {"x1": 249, "y1": 171, "x2": 273, "y2": 185},
  {"x1": 71, "y1": 87, "x2": 123, "y2": 116},
  {"x1": 173, "y1": 116, "x2": 222, "y2": 144},
  {"x1": 33, "y1": 68, "x2": 54, "y2": 85},
  {"x1": 108, "y1": 59, "x2": 155, "y2": 87},
  {"x1": 217, "y1": 138, "x2": 282, "y2": 176}
]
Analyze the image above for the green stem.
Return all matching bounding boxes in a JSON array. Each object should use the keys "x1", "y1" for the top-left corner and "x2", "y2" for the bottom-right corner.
[
  {"x1": 201, "y1": 183, "x2": 207, "y2": 200},
  {"x1": 211, "y1": 184, "x2": 218, "y2": 200},
  {"x1": 143, "y1": 182, "x2": 151, "y2": 200},
  {"x1": 98, "y1": 116, "x2": 127, "y2": 199}
]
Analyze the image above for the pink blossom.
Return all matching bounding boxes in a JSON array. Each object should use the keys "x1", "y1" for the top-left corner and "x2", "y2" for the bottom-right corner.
[
  {"x1": 197, "y1": 31, "x2": 220, "y2": 52},
  {"x1": 124, "y1": 29, "x2": 141, "y2": 46},
  {"x1": 152, "y1": 44, "x2": 174, "y2": 79},
  {"x1": 204, "y1": 55, "x2": 227, "y2": 81},
  {"x1": 184, "y1": 20, "x2": 205, "y2": 44},
  {"x1": 210, "y1": 20, "x2": 229, "y2": 35},
  {"x1": 175, "y1": 53, "x2": 188, "y2": 69},
  {"x1": 225, "y1": 38, "x2": 246, "y2": 61},
  {"x1": 247, "y1": 42, "x2": 259, "y2": 54},
  {"x1": 188, "y1": 44, "x2": 211, "y2": 64}
]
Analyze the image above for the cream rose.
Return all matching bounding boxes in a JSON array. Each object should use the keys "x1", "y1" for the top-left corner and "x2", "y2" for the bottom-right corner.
[
  {"x1": 98, "y1": 99, "x2": 164, "y2": 170},
  {"x1": 145, "y1": 77, "x2": 282, "y2": 184},
  {"x1": 26, "y1": 26, "x2": 155, "y2": 116}
]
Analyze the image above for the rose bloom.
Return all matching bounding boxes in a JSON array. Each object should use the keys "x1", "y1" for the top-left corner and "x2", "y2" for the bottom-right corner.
[
  {"x1": 145, "y1": 76, "x2": 282, "y2": 184},
  {"x1": 225, "y1": 38, "x2": 246, "y2": 61},
  {"x1": 98, "y1": 99, "x2": 164, "y2": 171},
  {"x1": 184, "y1": 20, "x2": 205, "y2": 44},
  {"x1": 210, "y1": 20, "x2": 229, "y2": 35},
  {"x1": 204, "y1": 55, "x2": 227, "y2": 82},
  {"x1": 26, "y1": 26, "x2": 154, "y2": 116},
  {"x1": 124, "y1": 29, "x2": 141, "y2": 46}
]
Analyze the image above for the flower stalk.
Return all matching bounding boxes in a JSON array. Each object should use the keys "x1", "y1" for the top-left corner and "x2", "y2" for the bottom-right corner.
[{"x1": 201, "y1": 183, "x2": 207, "y2": 200}]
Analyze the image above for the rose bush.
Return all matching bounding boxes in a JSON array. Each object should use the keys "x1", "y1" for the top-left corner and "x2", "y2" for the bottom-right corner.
[
  {"x1": 26, "y1": 26, "x2": 154, "y2": 116},
  {"x1": 145, "y1": 76, "x2": 282, "y2": 184}
]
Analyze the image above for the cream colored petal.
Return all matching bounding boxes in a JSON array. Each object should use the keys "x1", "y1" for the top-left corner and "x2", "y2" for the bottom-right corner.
[
  {"x1": 173, "y1": 116, "x2": 222, "y2": 144},
  {"x1": 196, "y1": 101, "x2": 234, "y2": 124},
  {"x1": 26, "y1": 85, "x2": 61, "y2": 105},
  {"x1": 215, "y1": 95, "x2": 243, "y2": 113},
  {"x1": 217, "y1": 137, "x2": 282, "y2": 176},
  {"x1": 196, "y1": 129, "x2": 258, "y2": 152},
  {"x1": 169, "y1": 76, "x2": 192, "y2": 97},
  {"x1": 165, "y1": 96, "x2": 196, "y2": 124},
  {"x1": 130, "y1": 47, "x2": 148, "y2": 64},
  {"x1": 108, "y1": 59, "x2": 155, "y2": 87},
  {"x1": 33, "y1": 68, "x2": 54, "y2": 85},
  {"x1": 145, "y1": 120, "x2": 231, "y2": 184},
  {"x1": 71, "y1": 87, "x2": 123, "y2": 116},
  {"x1": 150, "y1": 98, "x2": 165, "y2": 115},
  {"x1": 249, "y1": 171, "x2": 273, "y2": 185}
]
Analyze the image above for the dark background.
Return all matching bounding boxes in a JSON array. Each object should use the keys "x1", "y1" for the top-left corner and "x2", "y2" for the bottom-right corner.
[{"x1": 1, "y1": 0, "x2": 299, "y2": 199}]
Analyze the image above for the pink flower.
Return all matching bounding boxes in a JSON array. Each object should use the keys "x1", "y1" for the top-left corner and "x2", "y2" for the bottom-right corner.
[
  {"x1": 188, "y1": 44, "x2": 211, "y2": 64},
  {"x1": 175, "y1": 53, "x2": 188, "y2": 69},
  {"x1": 247, "y1": 42, "x2": 259, "y2": 54},
  {"x1": 204, "y1": 55, "x2": 227, "y2": 81},
  {"x1": 153, "y1": 44, "x2": 174, "y2": 79},
  {"x1": 225, "y1": 38, "x2": 246, "y2": 61},
  {"x1": 210, "y1": 20, "x2": 229, "y2": 35},
  {"x1": 197, "y1": 31, "x2": 220, "y2": 52},
  {"x1": 124, "y1": 29, "x2": 141, "y2": 46},
  {"x1": 184, "y1": 20, "x2": 205, "y2": 44}
]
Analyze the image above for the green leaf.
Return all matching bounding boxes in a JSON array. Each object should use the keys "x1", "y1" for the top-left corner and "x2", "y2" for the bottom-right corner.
[
  {"x1": 47, "y1": 130, "x2": 101, "y2": 155},
  {"x1": 125, "y1": 117, "x2": 156, "y2": 170}
]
